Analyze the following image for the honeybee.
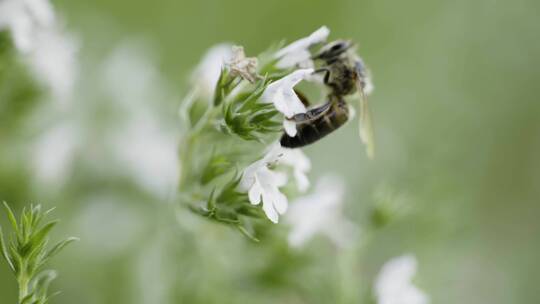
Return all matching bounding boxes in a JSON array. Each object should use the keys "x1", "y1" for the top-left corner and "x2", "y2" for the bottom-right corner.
[{"x1": 280, "y1": 40, "x2": 375, "y2": 158}]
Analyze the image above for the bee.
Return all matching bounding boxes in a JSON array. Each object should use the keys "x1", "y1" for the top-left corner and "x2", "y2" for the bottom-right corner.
[{"x1": 280, "y1": 40, "x2": 375, "y2": 158}]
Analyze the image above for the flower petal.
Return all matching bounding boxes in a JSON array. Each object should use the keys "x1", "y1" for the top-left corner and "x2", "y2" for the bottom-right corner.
[
  {"x1": 285, "y1": 175, "x2": 354, "y2": 248},
  {"x1": 375, "y1": 255, "x2": 430, "y2": 304},
  {"x1": 248, "y1": 179, "x2": 263, "y2": 205},
  {"x1": 283, "y1": 119, "x2": 298, "y2": 137},
  {"x1": 191, "y1": 43, "x2": 233, "y2": 98},
  {"x1": 261, "y1": 194, "x2": 279, "y2": 223},
  {"x1": 262, "y1": 69, "x2": 313, "y2": 118},
  {"x1": 275, "y1": 26, "x2": 330, "y2": 69},
  {"x1": 294, "y1": 170, "x2": 310, "y2": 193}
]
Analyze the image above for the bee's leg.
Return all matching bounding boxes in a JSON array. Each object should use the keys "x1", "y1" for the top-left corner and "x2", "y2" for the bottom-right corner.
[
  {"x1": 313, "y1": 68, "x2": 331, "y2": 85},
  {"x1": 288, "y1": 101, "x2": 333, "y2": 123}
]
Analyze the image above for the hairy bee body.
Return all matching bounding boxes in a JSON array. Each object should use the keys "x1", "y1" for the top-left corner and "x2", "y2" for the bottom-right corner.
[
  {"x1": 280, "y1": 40, "x2": 373, "y2": 151},
  {"x1": 323, "y1": 56, "x2": 360, "y2": 97}
]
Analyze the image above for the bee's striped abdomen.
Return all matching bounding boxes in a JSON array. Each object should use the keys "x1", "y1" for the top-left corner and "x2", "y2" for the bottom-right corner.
[{"x1": 280, "y1": 100, "x2": 349, "y2": 148}]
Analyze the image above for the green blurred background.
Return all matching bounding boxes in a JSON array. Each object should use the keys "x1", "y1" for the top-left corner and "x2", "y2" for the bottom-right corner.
[{"x1": 1, "y1": 0, "x2": 540, "y2": 303}]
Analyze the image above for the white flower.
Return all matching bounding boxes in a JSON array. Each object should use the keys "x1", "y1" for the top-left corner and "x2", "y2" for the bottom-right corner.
[
  {"x1": 275, "y1": 26, "x2": 330, "y2": 69},
  {"x1": 239, "y1": 145, "x2": 287, "y2": 223},
  {"x1": 26, "y1": 29, "x2": 78, "y2": 103},
  {"x1": 226, "y1": 45, "x2": 258, "y2": 83},
  {"x1": 280, "y1": 148, "x2": 311, "y2": 192},
  {"x1": 285, "y1": 175, "x2": 356, "y2": 248},
  {"x1": 76, "y1": 195, "x2": 145, "y2": 257},
  {"x1": 32, "y1": 121, "x2": 78, "y2": 187},
  {"x1": 261, "y1": 68, "x2": 313, "y2": 136},
  {"x1": 191, "y1": 43, "x2": 234, "y2": 99},
  {"x1": 110, "y1": 118, "x2": 179, "y2": 198},
  {"x1": 0, "y1": 0, "x2": 54, "y2": 52},
  {"x1": 239, "y1": 144, "x2": 311, "y2": 223},
  {"x1": 102, "y1": 43, "x2": 179, "y2": 198},
  {"x1": 375, "y1": 255, "x2": 430, "y2": 304},
  {"x1": 0, "y1": 0, "x2": 78, "y2": 104}
]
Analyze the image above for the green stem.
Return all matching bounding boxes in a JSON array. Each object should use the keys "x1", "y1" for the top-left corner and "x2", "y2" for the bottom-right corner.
[
  {"x1": 178, "y1": 105, "x2": 221, "y2": 190},
  {"x1": 18, "y1": 273, "x2": 30, "y2": 303}
]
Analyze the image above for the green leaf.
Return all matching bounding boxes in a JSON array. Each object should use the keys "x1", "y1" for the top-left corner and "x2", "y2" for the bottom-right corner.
[
  {"x1": 31, "y1": 270, "x2": 57, "y2": 300},
  {"x1": 8, "y1": 242, "x2": 22, "y2": 275},
  {"x1": 3, "y1": 201, "x2": 19, "y2": 235},
  {"x1": 201, "y1": 153, "x2": 233, "y2": 185},
  {"x1": 236, "y1": 225, "x2": 259, "y2": 242},
  {"x1": 42, "y1": 237, "x2": 78, "y2": 263},
  {"x1": 21, "y1": 221, "x2": 58, "y2": 258},
  {"x1": 0, "y1": 226, "x2": 15, "y2": 272},
  {"x1": 20, "y1": 292, "x2": 36, "y2": 304},
  {"x1": 206, "y1": 189, "x2": 217, "y2": 211}
]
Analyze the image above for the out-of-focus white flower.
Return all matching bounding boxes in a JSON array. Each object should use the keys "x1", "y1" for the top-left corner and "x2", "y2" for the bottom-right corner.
[
  {"x1": 285, "y1": 175, "x2": 356, "y2": 248},
  {"x1": 32, "y1": 121, "x2": 78, "y2": 187},
  {"x1": 239, "y1": 143, "x2": 311, "y2": 223},
  {"x1": 0, "y1": 0, "x2": 78, "y2": 104},
  {"x1": 76, "y1": 195, "x2": 145, "y2": 258},
  {"x1": 0, "y1": 0, "x2": 54, "y2": 52},
  {"x1": 27, "y1": 29, "x2": 78, "y2": 103},
  {"x1": 280, "y1": 148, "x2": 311, "y2": 192},
  {"x1": 275, "y1": 26, "x2": 330, "y2": 69},
  {"x1": 262, "y1": 69, "x2": 313, "y2": 136},
  {"x1": 191, "y1": 43, "x2": 233, "y2": 99},
  {"x1": 110, "y1": 116, "x2": 178, "y2": 198},
  {"x1": 102, "y1": 43, "x2": 178, "y2": 198},
  {"x1": 226, "y1": 45, "x2": 258, "y2": 83},
  {"x1": 375, "y1": 255, "x2": 430, "y2": 304}
]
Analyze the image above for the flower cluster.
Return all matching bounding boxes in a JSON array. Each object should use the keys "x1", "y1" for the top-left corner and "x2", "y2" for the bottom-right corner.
[
  {"x1": 179, "y1": 26, "x2": 354, "y2": 239},
  {"x1": 179, "y1": 26, "x2": 377, "y2": 243}
]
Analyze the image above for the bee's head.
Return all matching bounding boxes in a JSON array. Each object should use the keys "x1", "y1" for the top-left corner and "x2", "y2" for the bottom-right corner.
[{"x1": 313, "y1": 40, "x2": 353, "y2": 62}]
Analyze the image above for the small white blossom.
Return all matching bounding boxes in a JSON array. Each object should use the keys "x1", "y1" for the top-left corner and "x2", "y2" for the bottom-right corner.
[
  {"x1": 76, "y1": 195, "x2": 145, "y2": 258},
  {"x1": 262, "y1": 68, "x2": 313, "y2": 136},
  {"x1": 110, "y1": 118, "x2": 179, "y2": 198},
  {"x1": 102, "y1": 43, "x2": 179, "y2": 198},
  {"x1": 239, "y1": 145, "x2": 287, "y2": 223},
  {"x1": 191, "y1": 43, "x2": 233, "y2": 99},
  {"x1": 375, "y1": 255, "x2": 430, "y2": 304},
  {"x1": 0, "y1": 0, "x2": 78, "y2": 104},
  {"x1": 285, "y1": 175, "x2": 356, "y2": 248},
  {"x1": 0, "y1": 0, "x2": 54, "y2": 52},
  {"x1": 275, "y1": 26, "x2": 330, "y2": 69},
  {"x1": 32, "y1": 121, "x2": 78, "y2": 187},
  {"x1": 239, "y1": 144, "x2": 311, "y2": 223},
  {"x1": 226, "y1": 45, "x2": 258, "y2": 83},
  {"x1": 280, "y1": 148, "x2": 311, "y2": 192},
  {"x1": 27, "y1": 29, "x2": 78, "y2": 103}
]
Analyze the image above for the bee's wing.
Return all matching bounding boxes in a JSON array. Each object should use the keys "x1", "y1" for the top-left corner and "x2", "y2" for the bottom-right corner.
[
  {"x1": 358, "y1": 90, "x2": 375, "y2": 159},
  {"x1": 354, "y1": 59, "x2": 375, "y2": 159}
]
